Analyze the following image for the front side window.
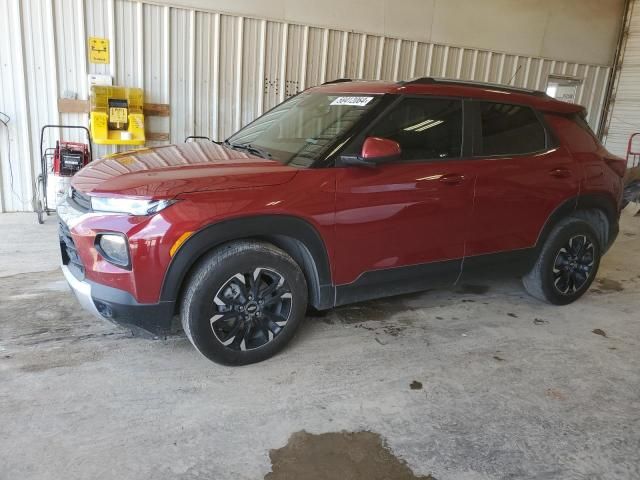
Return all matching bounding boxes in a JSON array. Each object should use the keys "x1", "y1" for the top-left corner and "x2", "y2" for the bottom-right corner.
[
  {"x1": 362, "y1": 97, "x2": 463, "y2": 162},
  {"x1": 227, "y1": 92, "x2": 384, "y2": 167},
  {"x1": 477, "y1": 102, "x2": 546, "y2": 156}
]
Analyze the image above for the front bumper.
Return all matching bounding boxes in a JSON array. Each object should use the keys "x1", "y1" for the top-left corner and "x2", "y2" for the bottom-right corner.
[
  {"x1": 61, "y1": 264, "x2": 102, "y2": 319},
  {"x1": 58, "y1": 193, "x2": 177, "y2": 336},
  {"x1": 61, "y1": 263, "x2": 176, "y2": 336}
]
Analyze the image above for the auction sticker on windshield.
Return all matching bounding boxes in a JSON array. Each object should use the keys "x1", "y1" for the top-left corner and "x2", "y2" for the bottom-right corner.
[{"x1": 330, "y1": 96, "x2": 374, "y2": 107}]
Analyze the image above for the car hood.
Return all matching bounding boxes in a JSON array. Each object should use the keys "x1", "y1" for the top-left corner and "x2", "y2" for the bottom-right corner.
[{"x1": 71, "y1": 142, "x2": 299, "y2": 198}]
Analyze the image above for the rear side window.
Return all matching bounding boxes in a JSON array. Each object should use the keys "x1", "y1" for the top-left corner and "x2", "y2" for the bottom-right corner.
[
  {"x1": 476, "y1": 102, "x2": 546, "y2": 156},
  {"x1": 366, "y1": 97, "x2": 463, "y2": 161}
]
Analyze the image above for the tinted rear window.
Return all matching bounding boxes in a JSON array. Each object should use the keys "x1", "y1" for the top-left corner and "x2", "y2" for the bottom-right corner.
[{"x1": 477, "y1": 102, "x2": 546, "y2": 156}]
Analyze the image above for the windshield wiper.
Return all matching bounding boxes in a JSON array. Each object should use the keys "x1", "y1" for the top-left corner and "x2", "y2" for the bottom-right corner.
[{"x1": 223, "y1": 141, "x2": 272, "y2": 159}]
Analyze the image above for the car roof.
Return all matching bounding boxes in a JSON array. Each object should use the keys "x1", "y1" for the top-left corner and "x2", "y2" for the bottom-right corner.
[{"x1": 311, "y1": 77, "x2": 584, "y2": 115}]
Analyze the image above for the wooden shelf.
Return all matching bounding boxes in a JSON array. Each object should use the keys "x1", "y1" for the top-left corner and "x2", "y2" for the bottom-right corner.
[
  {"x1": 57, "y1": 98, "x2": 170, "y2": 116},
  {"x1": 57, "y1": 98, "x2": 170, "y2": 143}
]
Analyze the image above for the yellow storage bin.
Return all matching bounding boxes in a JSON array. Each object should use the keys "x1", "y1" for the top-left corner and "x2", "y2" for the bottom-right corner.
[{"x1": 90, "y1": 85, "x2": 145, "y2": 145}]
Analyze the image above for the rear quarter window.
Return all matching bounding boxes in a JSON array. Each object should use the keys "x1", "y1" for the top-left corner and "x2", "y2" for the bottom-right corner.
[{"x1": 476, "y1": 102, "x2": 547, "y2": 156}]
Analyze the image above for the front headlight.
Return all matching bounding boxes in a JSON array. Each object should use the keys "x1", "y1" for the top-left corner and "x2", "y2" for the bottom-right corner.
[
  {"x1": 90, "y1": 197, "x2": 177, "y2": 215},
  {"x1": 96, "y1": 233, "x2": 130, "y2": 268}
]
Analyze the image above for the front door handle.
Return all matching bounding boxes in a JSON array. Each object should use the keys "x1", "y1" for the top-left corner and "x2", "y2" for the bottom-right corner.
[
  {"x1": 549, "y1": 168, "x2": 572, "y2": 179},
  {"x1": 439, "y1": 173, "x2": 465, "y2": 185}
]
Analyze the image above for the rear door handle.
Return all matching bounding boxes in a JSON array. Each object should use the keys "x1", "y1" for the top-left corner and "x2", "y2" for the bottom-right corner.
[
  {"x1": 439, "y1": 173, "x2": 465, "y2": 185},
  {"x1": 549, "y1": 168, "x2": 572, "y2": 179}
]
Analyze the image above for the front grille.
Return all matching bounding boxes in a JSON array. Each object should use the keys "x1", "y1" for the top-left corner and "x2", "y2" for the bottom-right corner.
[
  {"x1": 69, "y1": 187, "x2": 91, "y2": 212},
  {"x1": 59, "y1": 221, "x2": 85, "y2": 277}
]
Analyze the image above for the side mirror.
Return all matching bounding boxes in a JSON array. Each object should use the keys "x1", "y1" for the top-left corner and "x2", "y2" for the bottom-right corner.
[{"x1": 340, "y1": 137, "x2": 401, "y2": 167}]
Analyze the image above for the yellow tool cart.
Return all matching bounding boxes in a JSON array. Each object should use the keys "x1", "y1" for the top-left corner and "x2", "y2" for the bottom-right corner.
[{"x1": 90, "y1": 86, "x2": 145, "y2": 145}]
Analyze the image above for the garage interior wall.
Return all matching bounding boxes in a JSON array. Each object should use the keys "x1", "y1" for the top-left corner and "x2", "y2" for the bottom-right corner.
[
  {"x1": 604, "y1": 0, "x2": 640, "y2": 160},
  {"x1": 0, "y1": 0, "x2": 624, "y2": 212}
]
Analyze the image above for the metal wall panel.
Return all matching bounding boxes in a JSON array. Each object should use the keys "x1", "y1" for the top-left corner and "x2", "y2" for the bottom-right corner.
[
  {"x1": 0, "y1": 0, "x2": 616, "y2": 211},
  {"x1": 604, "y1": 0, "x2": 640, "y2": 161},
  {"x1": 0, "y1": 0, "x2": 33, "y2": 212},
  {"x1": 143, "y1": 3, "x2": 170, "y2": 146}
]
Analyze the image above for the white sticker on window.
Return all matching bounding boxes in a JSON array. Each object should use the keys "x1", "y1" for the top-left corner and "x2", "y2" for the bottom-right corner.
[{"x1": 330, "y1": 96, "x2": 374, "y2": 107}]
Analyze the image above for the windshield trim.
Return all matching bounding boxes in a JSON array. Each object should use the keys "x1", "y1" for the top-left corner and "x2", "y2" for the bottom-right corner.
[{"x1": 226, "y1": 91, "x2": 394, "y2": 169}]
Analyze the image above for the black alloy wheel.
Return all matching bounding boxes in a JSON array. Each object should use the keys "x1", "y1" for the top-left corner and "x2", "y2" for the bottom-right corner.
[
  {"x1": 522, "y1": 217, "x2": 601, "y2": 305},
  {"x1": 181, "y1": 240, "x2": 308, "y2": 365},
  {"x1": 552, "y1": 234, "x2": 596, "y2": 295},
  {"x1": 210, "y1": 268, "x2": 293, "y2": 351}
]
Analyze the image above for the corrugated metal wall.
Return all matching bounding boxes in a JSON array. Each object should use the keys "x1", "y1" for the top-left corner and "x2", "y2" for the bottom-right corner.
[
  {"x1": 604, "y1": 0, "x2": 640, "y2": 162},
  {"x1": 0, "y1": 0, "x2": 613, "y2": 212}
]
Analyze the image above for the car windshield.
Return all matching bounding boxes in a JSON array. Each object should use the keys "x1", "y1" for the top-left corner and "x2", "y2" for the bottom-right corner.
[{"x1": 226, "y1": 92, "x2": 383, "y2": 167}]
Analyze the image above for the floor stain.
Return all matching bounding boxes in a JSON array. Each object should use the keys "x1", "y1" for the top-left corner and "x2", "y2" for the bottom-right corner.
[
  {"x1": 595, "y1": 278, "x2": 624, "y2": 292},
  {"x1": 545, "y1": 388, "x2": 567, "y2": 401},
  {"x1": 334, "y1": 301, "x2": 398, "y2": 324},
  {"x1": 455, "y1": 284, "x2": 490, "y2": 295},
  {"x1": 592, "y1": 328, "x2": 607, "y2": 338},
  {"x1": 354, "y1": 323, "x2": 406, "y2": 337},
  {"x1": 410, "y1": 380, "x2": 423, "y2": 390},
  {"x1": 265, "y1": 431, "x2": 435, "y2": 480}
]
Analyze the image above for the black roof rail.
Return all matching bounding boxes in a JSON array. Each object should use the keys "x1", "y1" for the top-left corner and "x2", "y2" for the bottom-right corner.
[
  {"x1": 322, "y1": 78, "x2": 352, "y2": 85},
  {"x1": 401, "y1": 77, "x2": 547, "y2": 96}
]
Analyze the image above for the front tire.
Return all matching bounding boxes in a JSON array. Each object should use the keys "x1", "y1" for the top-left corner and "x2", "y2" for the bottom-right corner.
[
  {"x1": 523, "y1": 218, "x2": 601, "y2": 305},
  {"x1": 181, "y1": 240, "x2": 308, "y2": 365}
]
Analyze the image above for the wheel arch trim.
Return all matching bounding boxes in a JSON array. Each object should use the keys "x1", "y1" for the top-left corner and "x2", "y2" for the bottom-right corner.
[
  {"x1": 536, "y1": 192, "x2": 619, "y2": 253},
  {"x1": 160, "y1": 215, "x2": 334, "y2": 309}
]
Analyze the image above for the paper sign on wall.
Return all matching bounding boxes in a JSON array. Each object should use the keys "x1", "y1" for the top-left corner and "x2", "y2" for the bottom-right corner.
[
  {"x1": 88, "y1": 37, "x2": 109, "y2": 64},
  {"x1": 330, "y1": 96, "x2": 373, "y2": 107}
]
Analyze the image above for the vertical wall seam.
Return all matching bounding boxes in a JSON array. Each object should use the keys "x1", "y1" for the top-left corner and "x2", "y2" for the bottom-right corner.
[
  {"x1": 375, "y1": 36, "x2": 385, "y2": 79},
  {"x1": 456, "y1": 48, "x2": 464, "y2": 79},
  {"x1": 358, "y1": 34, "x2": 367, "y2": 78},
  {"x1": 299, "y1": 25, "x2": 308, "y2": 90},
  {"x1": 470, "y1": 49, "x2": 478, "y2": 79},
  {"x1": 16, "y1": 0, "x2": 34, "y2": 210},
  {"x1": 392, "y1": 38, "x2": 402, "y2": 80},
  {"x1": 320, "y1": 28, "x2": 329, "y2": 84},
  {"x1": 426, "y1": 43, "x2": 434, "y2": 76},
  {"x1": 236, "y1": 16, "x2": 245, "y2": 129},
  {"x1": 409, "y1": 41, "x2": 418, "y2": 78},
  {"x1": 257, "y1": 18, "x2": 266, "y2": 114},
  {"x1": 339, "y1": 30, "x2": 348, "y2": 78},
  {"x1": 211, "y1": 12, "x2": 220, "y2": 139},
  {"x1": 163, "y1": 6, "x2": 170, "y2": 138},
  {"x1": 189, "y1": 9, "x2": 196, "y2": 136},
  {"x1": 137, "y1": 1, "x2": 144, "y2": 90},
  {"x1": 107, "y1": 0, "x2": 116, "y2": 81},
  {"x1": 279, "y1": 22, "x2": 287, "y2": 103}
]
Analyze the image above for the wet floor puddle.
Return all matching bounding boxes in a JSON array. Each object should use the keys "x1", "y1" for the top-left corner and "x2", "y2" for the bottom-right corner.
[{"x1": 266, "y1": 431, "x2": 435, "y2": 480}]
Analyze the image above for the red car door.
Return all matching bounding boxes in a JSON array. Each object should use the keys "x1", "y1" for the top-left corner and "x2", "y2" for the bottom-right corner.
[
  {"x1": 465, "y1": 101, "x2": 580, "y2": 258},
  {"x1": 332, "y1": 96, "x2": 476, "y2": 304}
]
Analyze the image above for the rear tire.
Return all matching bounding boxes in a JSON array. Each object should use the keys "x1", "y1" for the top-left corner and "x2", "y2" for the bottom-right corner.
[
  {"x1": 523, "y1": 217, "x2": 601, "y2": 305},
  {"x1": 181, "y1": 240, "x2": 308, "y2": 365}
]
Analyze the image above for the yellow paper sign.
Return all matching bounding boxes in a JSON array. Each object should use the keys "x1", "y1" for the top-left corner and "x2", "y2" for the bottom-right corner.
[
  {"x1": 109, "y1": 107, "x2": 128, "y2": 123},
  {"x1": 88, "y1": 37, "x2": 109, "y2": 64}
]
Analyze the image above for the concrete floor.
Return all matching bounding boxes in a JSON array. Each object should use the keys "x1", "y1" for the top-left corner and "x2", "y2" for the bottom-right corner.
[{"x1": 1, "y1": 210, "x2": 639, "y2": 480}]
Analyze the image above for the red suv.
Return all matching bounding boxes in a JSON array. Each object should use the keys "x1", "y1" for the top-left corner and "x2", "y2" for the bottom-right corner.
[{"x1": 59, "y1": 78, "x2": 626, "y2": 365}]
